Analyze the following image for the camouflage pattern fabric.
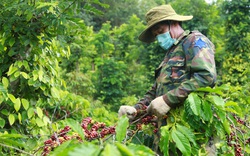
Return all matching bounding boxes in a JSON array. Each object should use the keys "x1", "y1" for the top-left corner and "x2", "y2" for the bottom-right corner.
[{"x1": 135, "y1": 30, "x2": 217, "y2": 109}]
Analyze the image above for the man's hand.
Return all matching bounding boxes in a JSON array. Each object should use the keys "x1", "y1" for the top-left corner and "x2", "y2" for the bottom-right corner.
[
  {"x1": 118, "y1": 106, "x2": 137, "y2": 120},
  {"x1": 147, "y1": 96, "x2": 171, "y2": 118}
]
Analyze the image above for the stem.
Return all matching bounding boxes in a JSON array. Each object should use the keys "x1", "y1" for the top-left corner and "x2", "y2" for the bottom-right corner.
[
  {"x1": 0, "y1": 142, "x2": 33, "y2": 156},
  {"x1": 133, "y1": 135, "x2": 143, "y2": 144},
  {"x1": 33, "y1": 146, "x2": 44, "y2": 155},
  {"x1": 235, "y1": 126, "x2": 247, "y2": 155},
  {"x1": 51, "y1": 104, "x2": 58, "y2": 123},
  {"x1": 58, "y1": 0, "x2": 78, "y2": 18},
  {"x1": 130, "y1": 113, "x2": 149, "y2": 125},
  {"x1": 125, "y1": 129, "x2": 139, "y2": 143},
  {"x1": 169, "y1": 111, "x2": 177, "y2": 125},
  {"x1": 102, "y1": 134, "x2": 114, "y2": 142},
  {"x1": 59, "y1": 107, "x2": 82, "y2": 120},
  {"x1": 227, "y1": 115, "x2": 237, "y2": 135}
]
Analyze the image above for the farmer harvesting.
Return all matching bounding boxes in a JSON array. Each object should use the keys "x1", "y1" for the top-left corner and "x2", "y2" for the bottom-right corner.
[
  {"x1": 119, "y1": 4, "x2": 216, "y2": 121},
  {"x1": 118, "y1": 4, "x2": 217, "y2": 155}
]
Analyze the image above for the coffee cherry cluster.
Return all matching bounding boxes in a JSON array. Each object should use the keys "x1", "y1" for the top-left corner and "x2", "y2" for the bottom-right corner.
[
  {"x1": 130, "y1": 104, "x2": 169, "y2": 135},
  {"x1": 41, "y1": 117, "x2": 116, "y2": 156},
  {"x1": 246, "y1": 138, "x2": 250, "y2": 144},
  {"x1": 42, "y1": 126, "x2": 74, "y2": 156},
  {"x1": 226, "y1": 114, "x2": 250, "y2": 156},
  {"x1": 233, "y1": 115, "x2": 246, "y2": 126},
  {"x1": 81, "y1": 117, "x2": 115, "y2": 140},
  {"x1": 134, "y1": 115, "x2": 159, "y2": 134},
  {"x1": 227, "y1": 131, "x2": 244, "y2": 156}
]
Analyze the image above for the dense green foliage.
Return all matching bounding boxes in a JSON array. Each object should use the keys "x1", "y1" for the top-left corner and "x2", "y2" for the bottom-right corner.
[{"x1": 0, "y1": 0, "x2": 249, "y2": 155}]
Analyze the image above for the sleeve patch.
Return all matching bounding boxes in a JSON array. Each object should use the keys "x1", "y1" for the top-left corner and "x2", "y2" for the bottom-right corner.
[{"x1": 194, "y1": 38, "x2": 206, "y2": 49}]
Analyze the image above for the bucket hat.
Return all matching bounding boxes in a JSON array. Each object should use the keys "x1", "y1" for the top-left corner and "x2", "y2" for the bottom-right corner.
[{"x1": 138, "y1": 5, "x2": 193, "y2": 43}]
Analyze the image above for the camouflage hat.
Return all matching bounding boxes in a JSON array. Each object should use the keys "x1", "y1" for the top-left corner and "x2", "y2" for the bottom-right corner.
[{"x1": 138, "y1": 5, "x2": 193, "y2": 43}]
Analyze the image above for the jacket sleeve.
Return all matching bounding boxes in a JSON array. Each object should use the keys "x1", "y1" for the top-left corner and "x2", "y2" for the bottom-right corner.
[
  {"x1": 163, "y1": 35, "x2": 217, "y2": 108},
  {"x1": 134, "y1": 82, "x2": 157, "y2": 110}
]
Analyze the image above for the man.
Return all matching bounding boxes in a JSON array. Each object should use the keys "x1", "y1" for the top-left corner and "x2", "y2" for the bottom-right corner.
[
  {"x1": 119, "y1": 4, "x2": 216, "y2": 121},
  {"x1": 118, "y1": 4, "x2": 217, "y2": 155}
]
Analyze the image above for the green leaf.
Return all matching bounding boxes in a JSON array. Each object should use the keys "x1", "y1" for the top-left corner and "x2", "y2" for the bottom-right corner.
[
  {"x1": 23, "y1": 60, "x2": 30, "y2": 71},
  {"x1": 101, "y1": 144, "x2": 121, "y2": 156},
  {"x1": 0, "y1": 138, "x2": 25, "y2": 147},
  {"x1": 127, "y1": 143, "x2": 155, "y2": 156},
  {"x1": 8, "y1": 114, "x2": 15, "y2": 125},
  {"x1": 214, "y1": 108, "x2": 231, "y2": 134},
  {"x1": 225, "y1": 108, "x2": 239, "y2": 114},
  {"x1": 27, "y1": 108, "x2": 34, "y2": 119},
  {"x1": 197, "y1": 86, "x2": 227, "y2": 95},
  {"x1": 0, "y1": 134, "x2": 25, "y2": 147},
  {"x1": 68, "y1": 143, "x2": 101, "y2": 156},
  {"x1": 67, "y1": 45, "x2": 71, "y2": 58},
  {"x1": 0, "y1": 43, "x2": 3, "y2": 51},
  {"x1": 32, "y1": 70, "x2": 39, "y2": 81},
  {"x1": 18, "y1": 113, "x2": 22, "y2": 124},
  {"x1": 8, "y1": 49, "x2": 15, "y2": 57},
  {"x1": 17, "y1": 61, "x2": 23, "y2": 68},
  {"x1": 225, "y1": 101, "x2": 242, "y2": 115},
  {"x1": 176, "y1": 124, "x2": 197, "y2": 146},
  {"x1": 213, "y1": 121, "x2": 226, "y2": 138},
  {"x1": 9, "y1": 38, "x2": 15, "y2": 47},
  {"x1": 201, "y1": 100, "x2": 213, "y2": 122},
  {"x1": 65, "y1": 118, "x2": 85, "y2": 140},
  {"x1": 50, "y1": 140, "x2": 72, "y2": 156},
  {"x1": 25, "y1": 138, "x2": 40, "y2": 152},
  {"x1": 14, "y1": 71, "x2": 20, "y2": 77},
  {"x1": 216, "y1": 109, "x2": 226, "y2": 121},
  {"x1": 2, "y1": 77, "x2": 9, "y2": 88},
  {"x1": 159, "y1": 126, "x2": 170, "y2": 156},
  {"x1": 51, "y1": 123, "x2": 58, "y2": 131},
  {"x1": 0, "y1": 95, "x2": 4, "y2": 105},
  {"x1": 197, "y1": 86, "x2": 214, "y2": 92},
  {"x1": 43, "y1": 116, "x2": 51, "y2": 126},
  {"x1": 7, "y1": 64, "x2": 18, "y2": 76},
  {"x1": 115, "y1": 142, "x2": 134, "y2": 156},
  {"x1": 1, "y1": 109, "x2": 8, "y2": 116},
  {"x1": 7, "y1": 93, "x2": 16, "y2": 103},
  {"x1": 36, "y1": 2, "x2": 58, "y2": 9},
  {"x1": 222, "y1": 119, "x2": 231, "y2": 135},
  {"x1": 36, "y1": 107, "x2": 43, "y2": 119},
  {"x1": 187, "y1": 93, "x2": 201, "y2": 116},
  {"x1": 115, "y1": 115, "x2": 129, "y2": 143},
  {"x1": 225, "y1": 101, "x2": 238, "y2": 107},
  {"x1": 0, "y1": 133, "x2": 24, "y2": 138},
  {"x1": 20, "y1": 72, "x2": 29, "y2": 79},
  {"x1": 25, "y1": 10, "x2": 33, "y2": 21},
  {"x1": 14, "y1": 98, "x2": 21, "y2": 112},
  {"x1": 21, "y1": 98, "x2": 29, "y2": 110},
  {"x1": 38, "y1": 69, "x2": 43, "y2": 81},
  {"x1": 171, "y1": 129, "x2": 191, "y2": 156},
  {"x1": 209, "y1": 95, "x2": 225, "y2": 107},
  {"x1": 51, "y1": 87, "x2": 60, "y2": 99},
  {"x1": 35, "y1": 118, "x2": 44, "y2": 127},
  {"x1": 0, "y1": 84, "x2": 7, "y2": 93},
  {"x1": 0, "y1": 117, "x2": 5, "y2": 128}
]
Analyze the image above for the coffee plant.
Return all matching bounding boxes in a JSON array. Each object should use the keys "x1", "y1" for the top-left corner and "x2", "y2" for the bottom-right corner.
[
  {"x1": 36, "y1": 116, "x2": 156, "y2": 156},
  {"x1": 157, "y1": 85, "x2": 249, "y2": 156},
  {"x1": 30, "y1": 86, "x2": 248, "y2": 156},
  {"x1": 41, "y1": 117, "x2": 116, "y2": 156},
  {"x1": 0, "y1": 85, "x2": 249, "y2": 156}
]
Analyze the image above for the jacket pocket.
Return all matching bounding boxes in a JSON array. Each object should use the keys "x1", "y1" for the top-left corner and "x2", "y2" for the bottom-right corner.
[{"x1": 169, "y1": 57, "x2": 186, "y2": 82}]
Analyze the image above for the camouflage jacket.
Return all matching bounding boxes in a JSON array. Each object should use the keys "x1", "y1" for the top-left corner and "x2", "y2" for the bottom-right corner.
[{"x1": 135, "y1": 30, "x2": 217, "y2": 109}]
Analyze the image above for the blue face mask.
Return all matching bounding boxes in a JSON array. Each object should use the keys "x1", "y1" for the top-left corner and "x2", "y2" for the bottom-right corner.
[{"x1": 156, "y1": 31, "x2": 176, "y2": 50}]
